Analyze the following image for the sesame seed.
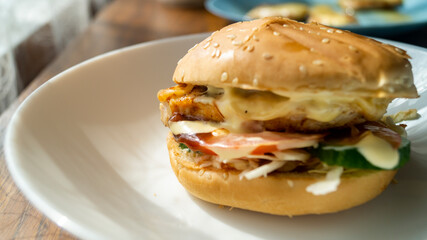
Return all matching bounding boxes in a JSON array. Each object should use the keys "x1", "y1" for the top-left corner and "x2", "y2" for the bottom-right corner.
[
  {"x1": 226, "y1": 34, "x2": 236, "y2": 40},
  {"x1": 213, "y1": 42, "x2": 219, "y2": 48},
  {"x1": 395, "y1": 47, "x2": 405, "y2": 54},
  {"x1": 203, "y1": 42, "x2": 210, "y2": 49},
  {"x1": 232, "y1": 77, "x2": 239, "y2": 84},
  {"x1": 221, "y1": 72, "x2": 228, "y2": 82},
  {"x1": 287, "y1": 180, "x2": 294, "y2": 187},
  {"x1": 188, "y1": 44, "x2": 198, "y2": 52},
  {"x1": 253, "y1": 78, "x2": 259, "y2": 86},
  {"x1": 313, "y1": 60, "x2": 323, "y2": 65},
  {"x1": 253, "y1": 35, "x2": 259, "y2": 41},
  {"x1": 211, "y1": 49, "x2": 221, "y2": 58},
  {"x1": 240, "y1": 28, "x2": 248, "y2": 32},
  {"x1": 327, "y1": 29, "x2": 334, "y2": 33},
  {"x1": 310, "y1": 48, "x2": 315, "y2": 52},
  {"x1": 223, "y1": 173, "x2": 229, "y2": 180},
  {"x1": 299, "y1": 27, "x2": 304, "y2": 31},
  {"x1": 308, "y1": 30, "x2": 312, "y2": 34},
  {"x1": 320, "y1": 27, "x2": 327, "y2": 30},
  {"x1": 283, "y1": 24, "x2": 288, "y2": 27},
  {"x1": 247, "y1": 45, "x2": 254, "y2": 52},
  {"x1": 405, "y1": 63, "x2": 410, "y2": 68},
  {"x1": 263, "y1": 53, "x2": 273, "y2": 60},
  {"x1": 299, "y1": 65, "x2": 307, "y2": 74},
  {"x1": 322, "y1": 38, "x2": 330, "y2": 43},
  {"x1": 244, "y1": 35, "x2": 250, "y2": 42},
  {"x1": 387, "y1": 86, "x2": 396, "y2": 93},
  {"x1": 252, "y1": 27, "x2": 259, "y2": 31},
  {"x1": 273, "y1": 31, "x2": 280, "y2": 36},
  {"x1": 349, "y1": 45, "x2": 357, "y2": 52},
  {"x1": 226, "y1": 28, "x2": 233, "y2": 32},
  {"x1": 206, "y1": 37, "x2": 212, "y2": 41},
  {"x1": 198, "y1": 169, "x2": 205, "y2": 176},
  {"x1": 336, "y1": 29, "x2": 343, "y2": 33},
  {"x1": 206, "y1": 173, "x2": 212, "y2": 180},
  {"x1": 232, "y1": 40, "x2": 243, "y2": 46}
]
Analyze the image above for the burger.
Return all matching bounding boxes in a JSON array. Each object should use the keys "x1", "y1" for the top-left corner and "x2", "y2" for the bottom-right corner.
[{"x1": 157, "y1": 17, "x2": 419, "y2": 216}]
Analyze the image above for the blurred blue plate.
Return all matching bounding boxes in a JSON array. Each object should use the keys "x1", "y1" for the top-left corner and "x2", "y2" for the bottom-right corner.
[{"x1": 205, "y1": 0, "x2": 427, "y2": 36}]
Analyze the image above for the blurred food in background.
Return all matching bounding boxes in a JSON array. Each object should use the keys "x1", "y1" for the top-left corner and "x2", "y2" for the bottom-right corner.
[
  {"x1": 338, "y1": 0, "x2": 408, "y2": 25},
  {"x1": 246, "y1": 2, "x2": 308, "y2": 21},
  {"x1": 245, "y1": 1, "x2": 358, "y2": 27},
  {"x1": 308, "y1": 5, "x2": 357, "y2": 26},
  {"x1": 339, "y1": 0, "x2": 402, "y2": 11},
  {"x1": 244, "y1": 0, "x2": 410, "y2": 27},
  {"x1": 205, "y1": 0, "x2": 426, "y2": 36}
]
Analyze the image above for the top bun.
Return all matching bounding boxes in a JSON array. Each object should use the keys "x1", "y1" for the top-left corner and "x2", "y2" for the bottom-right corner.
[{"x1": 173, "y1": 17, "x2": 418, "y2": 98}]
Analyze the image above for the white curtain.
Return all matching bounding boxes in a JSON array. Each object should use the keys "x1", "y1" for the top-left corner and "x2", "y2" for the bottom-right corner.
[{"x1": 0, "y1": 0, "x2": 91, "y2": 113}]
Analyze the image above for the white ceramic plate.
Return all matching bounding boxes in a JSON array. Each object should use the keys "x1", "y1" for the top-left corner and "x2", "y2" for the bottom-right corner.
[{"x1": 5, "y1": 33, "x2": 427, "y2": 240}]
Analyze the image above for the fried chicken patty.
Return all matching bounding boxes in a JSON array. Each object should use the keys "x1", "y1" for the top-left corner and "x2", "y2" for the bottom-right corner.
[{"x1": 158, "y1": 84, "x2": 391, "y2": 132}]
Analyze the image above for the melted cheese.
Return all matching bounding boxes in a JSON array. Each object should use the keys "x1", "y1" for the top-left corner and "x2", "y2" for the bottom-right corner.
[
  {"x1": 209, "y1": 145, "x2": 258, "y2": 161},
  {"x1": 214, "y1": 87, "x2": 390, "y2": 132},
  {"x1": 356, "y1": 133, "x2": 399, "y2": 169},
  {"x1": 245, "y1": 150, "x2": 310, "y2": 161},
  {"x1": 193, "y1": 96, "x2": 215, "y2": 105},
  {"x1": 169, "y1": 121, "x2": 219, "y2": 135},
  {"x1": 214, "y1": 88, "x2": 249, "y2": 133},
  {"x1": 306, "y1": 166, "x2": 343, "y2": 195},
  {"x1": 272, "y1": 91, "x2": 390, "y2": 122},
  {"x1": 273, "y1": 150, "x2": 310, "y2": 161}
]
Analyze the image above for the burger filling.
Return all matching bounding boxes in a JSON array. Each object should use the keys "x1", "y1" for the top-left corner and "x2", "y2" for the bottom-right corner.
[{"x1": 158, "y1": 84, "x2": 417, "y2": 195}]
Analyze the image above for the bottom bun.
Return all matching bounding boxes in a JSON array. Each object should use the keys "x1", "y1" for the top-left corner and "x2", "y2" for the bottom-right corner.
[{"x1": 167, "y1": 132, "x2": 397, "y2": 216}]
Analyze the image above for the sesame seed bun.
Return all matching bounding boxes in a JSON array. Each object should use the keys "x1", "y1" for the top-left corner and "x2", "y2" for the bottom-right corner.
[
  {"x1": 167, "y1": 133, "x2": 397, "y2": 216},
  {"x1": 173, "y1": 17, "x2": 417, "y2": 98}
]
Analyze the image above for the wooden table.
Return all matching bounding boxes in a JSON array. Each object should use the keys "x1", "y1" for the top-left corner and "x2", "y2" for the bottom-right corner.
[{"x1": 0, "y1": 0, "x2": 426, "y2": 238}]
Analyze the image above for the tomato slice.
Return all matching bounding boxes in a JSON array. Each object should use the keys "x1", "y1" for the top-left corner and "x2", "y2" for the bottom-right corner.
[{"x1": 176, "y1": 131, "x2": 323, "y2": 157}]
